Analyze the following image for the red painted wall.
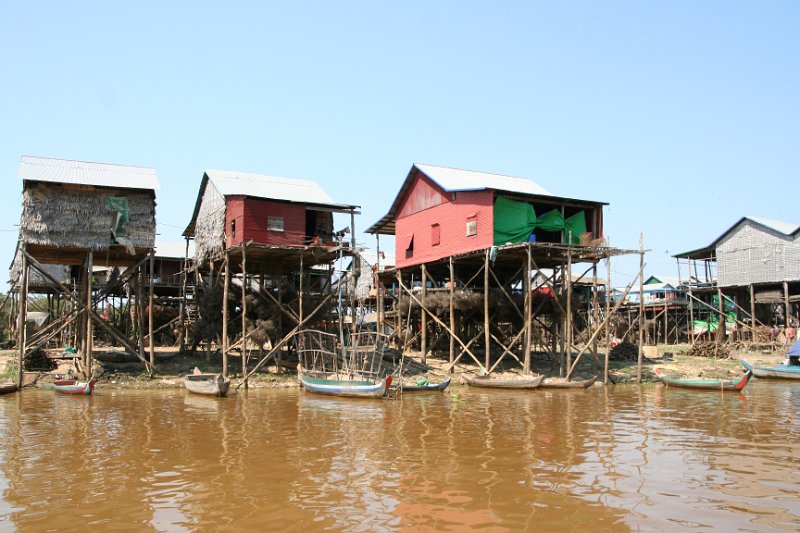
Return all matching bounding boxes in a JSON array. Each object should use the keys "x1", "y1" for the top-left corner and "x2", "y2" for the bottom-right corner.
[
  {"x1": 397, "y1": 172, "x2": 450, "y2": 218},
  {"x1": 226, "y1": 196, "x2": 307, "y2": 247},
  {"x1": 395, "y1": 189, "x2": 494, "y2": 268}
]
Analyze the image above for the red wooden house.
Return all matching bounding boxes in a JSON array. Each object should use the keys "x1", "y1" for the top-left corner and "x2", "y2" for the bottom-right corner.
[
  {"x1": 183, "y1": 169, "x2": 358, "y2": 264},
  {"x1": 367, "y1": 164, "x2": 606, "y2": 269}
]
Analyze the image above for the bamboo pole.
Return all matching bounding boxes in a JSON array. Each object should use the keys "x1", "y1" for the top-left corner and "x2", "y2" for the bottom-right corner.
[
  {"x1": 604, "y1": 254, "x2": 611, "y2": 384},
  {"x1": 566, "y1": 248, "x2": 573, "y2": 374},
  {"x1": 591, "y1": 261, "x2": 598, "y2": 370},
  {"x1": 137, "y1": 265, "x2": 145, "y2": 364}
]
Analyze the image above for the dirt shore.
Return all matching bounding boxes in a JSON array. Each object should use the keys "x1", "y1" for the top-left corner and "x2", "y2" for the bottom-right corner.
[{"x1": 0, "y1": 344, "x2": 788, "y2": 390}]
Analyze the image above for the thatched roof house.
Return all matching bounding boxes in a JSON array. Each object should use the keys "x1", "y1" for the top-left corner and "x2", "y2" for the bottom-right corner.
[
  {"x1": 16, "y1": 155, "x2": 160, "y2": 266},
  {"x1": 183, "y1": 169, "x2": 358, "y2": 265}
]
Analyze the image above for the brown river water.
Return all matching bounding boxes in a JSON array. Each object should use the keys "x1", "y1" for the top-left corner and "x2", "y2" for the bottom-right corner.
[{"x1": 0, "y1": 380, "x2": 798, "y2": 532}]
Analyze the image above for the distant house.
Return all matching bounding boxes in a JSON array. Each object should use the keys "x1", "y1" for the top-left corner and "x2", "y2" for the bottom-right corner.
[
  {"x1": 367, "y1": 163, "x2": 606, "y2": 269},
  {"x1": 183, "y1": 169, "x2": 358, "y2": 264},
  {"x1": 621, "y1": 282, "x2": 683, "y2": 305},
  {"x1": 16, "y1": 155, "x2": 159, "y2": 266},
  {"x1": 676, "y1": 216, "x2": 800, "y2": 288}
]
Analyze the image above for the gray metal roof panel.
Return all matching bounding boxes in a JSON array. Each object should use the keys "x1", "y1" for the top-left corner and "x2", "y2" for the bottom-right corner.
[
  {"x1": 415, "y1": 163, "x2": 553, "y2": 196},
  {"x1": 18, "y1": 155, "x2": 160, "y2": 190},
  {"x1": 745, "y1": 216, "x2": 800, "y2": 236},
  {"x1": 204, "y1": 169, "x2": 343, "y2": 206}
]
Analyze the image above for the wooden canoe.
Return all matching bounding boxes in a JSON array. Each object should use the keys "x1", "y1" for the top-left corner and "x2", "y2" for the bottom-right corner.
[
  {"x1": 655, "y1": 368, "x2": 752, "y2": 391},
  {"x1": 739, "y1": 357, "x2": 800, "y2": 380},
  {"x1": 0, "y1": 382, "x2": 18, "y2": 395},
  {"x1": 52, "y1": 379, "x2": 96, "y2": 395},
  {"x1": 462, "y1": 374, "x2": 544, "y2": 389},
  {"x1": 540, "y1": 376, "x2": 598, "y2": 389},
  {"x1": 399, "y1": 377, "x2": 452, "y2": 392},
  {"x1": 184, "y1": 373, "x2": 231, "y2": 397},
  {"x1": 299, "y1": 371, "x2": 391, "y2": 398}
]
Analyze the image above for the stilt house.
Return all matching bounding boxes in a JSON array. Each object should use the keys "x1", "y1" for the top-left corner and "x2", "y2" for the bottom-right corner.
[
  {"x1": 17, "y1": 155, "x2": 159, "y2": 266},
  {"x1": 183, "y1": 169, "x2": 358, "y2": 267},
  {"x1": 367, "y1": 163, "x2": 606, "y2": 268}
]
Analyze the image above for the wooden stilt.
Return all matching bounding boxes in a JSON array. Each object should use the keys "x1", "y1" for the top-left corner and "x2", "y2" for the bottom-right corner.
[
  {"x1": 524, "y1": 244, "x2": 532, "y2": 374},
  {"x1": 449, "y1": 256, "x2": 455, "y2": 368},
  {"x1": 222, "y1": 252, "x2": 230, "y2": 377},
  {"x1": 689, "y1": 287, "x2": 695, "y2": 344},
  {"x1": 86, "y1": 251, "x2": 94, "y2": 376},
  {"x1": 636, "y1": 233, "x2": 645, "y2": 383},
  {"x1": 16, "y1": 248, "x2": 28, "y2": 387},
  {"x1": 591, "y1": 261, "x2": 598, "y2": 371},
  {"x1": 784, "y1": 281, "x2": 790, "y2": 328},
  {"x1": 484, "y1": 250, "x2": 490, "y2": 371},
  {"x1": 749, "y1": 284, "x2": 756, "y2": 342},
  {"x1": 566, "y1": 248, "x2": 573, "y2": 373},
  {"x1": 421, "y1": 263, "x2": 427, "y2": 365},
  {"x1": 604, "y1": 254, "x2": 611, "y2": 384},
  {"x1": 148, "y1": 249, "x2": 155, "y2": 371},
  {"x1": 242, "y1": 245, "x2": 248, "y2": 388}
]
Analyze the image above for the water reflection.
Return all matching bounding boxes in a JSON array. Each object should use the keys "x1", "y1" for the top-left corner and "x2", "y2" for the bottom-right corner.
[{"x1": 0, "y1": 383, "x2": 797, "y2": 531}]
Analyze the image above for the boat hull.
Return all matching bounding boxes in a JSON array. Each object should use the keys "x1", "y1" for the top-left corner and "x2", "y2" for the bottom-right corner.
[
  {"x1": 399, "y1": 377, "x2": 452, "y2": 392},
  {"x1": 299, "y1": 372, "x2": 391, "y2": 398},
  {"x1": 656, "y1": 369, "x2": 752, "y2": 391},
  {"x1": 463, "y1": 374, "x2": 544, "y2": 389},
  {"x1": 52, "y1": 379, "x2": 96, "y2": 395},
  {"x1": 739, "y1": 358, "x2": 800, "y2": 379},
  {"x1": 540, "y1": 376, "x2": 598, "y2": 389},
  {"x1": 0, "y1": 383, "x2": 18, "y2": 394},
  {"x1": 184, "y1": 374, "x2": 231, "y2": 397}
]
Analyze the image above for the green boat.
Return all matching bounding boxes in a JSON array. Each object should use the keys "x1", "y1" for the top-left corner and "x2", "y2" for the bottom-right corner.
[{"x1": 655, "y1": 368, "x2": 752, "y2": 391}]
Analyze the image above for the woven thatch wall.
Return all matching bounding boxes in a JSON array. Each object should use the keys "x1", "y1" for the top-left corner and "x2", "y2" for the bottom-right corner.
[
  {"x1": 194, "y1": 182, "x2": 226, "y2": 264},
  {"x1": 9, "y1": 252, "x2": 70, "y2": 289},
  {"x1": 20, "y1": 183, "x2": 155, "y2": 251}
]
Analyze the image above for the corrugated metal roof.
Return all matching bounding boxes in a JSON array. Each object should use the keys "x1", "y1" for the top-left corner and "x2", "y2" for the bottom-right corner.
[
  {"x1": 745, "y1": 216, "x2": 800, "y2": 236},
  {"x1": 205, "y1": 169, "x2": 342, "y2": 206},
  {"x1": 18, "y1": 155, "x2": 160, "y2": 191},
  {"x1": 416, "y1": 164, "x2": 552, "y2": 196}
]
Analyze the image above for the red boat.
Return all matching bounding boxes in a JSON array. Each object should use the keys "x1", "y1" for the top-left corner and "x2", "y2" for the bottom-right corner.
[{"x1": 51, "y1": 379, "x2": 96, "y2": 395}]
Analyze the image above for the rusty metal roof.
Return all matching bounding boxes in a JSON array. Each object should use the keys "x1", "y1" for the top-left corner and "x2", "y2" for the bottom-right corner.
[{"x1": 18, "y1": 155, "x2": 160, "y2": 191}]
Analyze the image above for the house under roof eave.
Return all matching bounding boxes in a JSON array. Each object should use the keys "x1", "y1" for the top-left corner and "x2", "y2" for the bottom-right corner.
[{"x1": 366, "y1": 163, "x2": 607, "y2": 235}]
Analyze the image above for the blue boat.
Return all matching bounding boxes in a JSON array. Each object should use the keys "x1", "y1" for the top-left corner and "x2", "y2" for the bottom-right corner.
[
  {"x1": 299, "y1": 369, "x2": 392, "y2": 398},
  {"x1": 739, "y1": 357, "x2": 800, "y2": 380}
]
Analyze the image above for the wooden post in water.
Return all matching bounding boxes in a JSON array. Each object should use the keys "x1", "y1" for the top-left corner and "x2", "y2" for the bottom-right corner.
[
  {"x1": 689, "y1": 287, "x2": 695, "y2": 344},
  {"x1": 484, "y1": 250, "x2": 491, "y2": 372},
  {"x1": 523, "y1": 244, "x2": 532, "y2": 374},
  {"x1": 16, "y1": 248, "x2": 28, "y2": 388},
  {"x1": 717, "y1": 287, "x2": 726, "y2": 347},
  {"x1": 449, "y1": 256, "x2": 455, "y2": 368},
  {"x1": 604, "y1": 254, "x2": 611, "y2": 384},
  {"x1": 784, "y1": 281, "x2": 790, "y2": 330},
  {"x1": 137, "y1": 265, "x2": 145, "y2": 365},
  {"x1": 636, "y1": 233, "x2": 645, "y2": 383},
  {"x1": 591, "y1": 261, "x2": 598, "y2": 371},
  {"x1": 566, "y1": 247, "x2": 573, "y2": 373},
  {"x1": 242, "y1": 245, "x2": 248, "y2": 389},
  {"x1": 749, "y1": 284, "x2": 756, "y2": 342},
  {"x1": 86, "y1": 251, "x2": 94, "y2": 376},
  {"x1": 421, "y1": 263, "x2": 427, "y2": 365},
  {"x1": 222, "y1": 252, "x2": 230, "y2": 378},
  {"x1": 148, "y1": 249, "x2": 155, "y2": 371}
]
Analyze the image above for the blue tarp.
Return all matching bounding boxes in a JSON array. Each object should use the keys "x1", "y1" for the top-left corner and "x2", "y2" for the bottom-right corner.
[{"x1": 788, "y1": 339, "x2": 800, "y2": 357}]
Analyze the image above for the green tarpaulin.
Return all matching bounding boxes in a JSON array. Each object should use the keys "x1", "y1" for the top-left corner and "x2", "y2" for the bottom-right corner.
[
  {"x1": 106, "y1": 197, "x2": 129, "y2": 241},
  {"x1": 493, "y1": 197, "x2": 587, "y2": 245}
]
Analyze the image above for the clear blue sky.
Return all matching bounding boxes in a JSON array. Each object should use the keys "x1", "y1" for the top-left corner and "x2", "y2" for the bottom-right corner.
[{"x1": 1, "y1": 2, "x2": 798, "y2": 287}]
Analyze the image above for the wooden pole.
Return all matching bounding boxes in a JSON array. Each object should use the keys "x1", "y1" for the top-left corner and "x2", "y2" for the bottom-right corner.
[
  {"x1": 523, "y1": 244, "x2": 532, "y2": 374},
  {"x1": 148, "y1": 249, "x2": 155, "y2": 370},
  {"x1": 689, "y1": 287, "x2": 695, "y2": 344},
  {"x1": 16, "y1": 249, "x2": 28, "y2": 388},
  {"x1": 376, "y1": 234, "x2": 382, "y2": 334},
  {"x1": 749, "y1": 284, "x2": 756, "y2": 342},
  {"x1": 179, "y1": 237, "x2": 189, "y2": 351},
  {"x1": 484, "y1": 250, "x2": 491, "y2": 371},
  {"x1": 636, "y1": 233, "x2": 645, "y2": 383},
  {"x1": 717, "y1": 287, "x2": 726, "y2": 346},
  {"x1": 591, "y1": 261, "x2": 598, "y2": 371},
  {"x1": 449, "y1": 256, "x2": 455, "y2": 368},
  {"x1": 299, "y1": 253, "x2": 304, "y2": 324},
  {"x1": 784, "y1": 281, "x2": 790, "y2": 328},
  {"x1": 86, "y1": 251, "x2": 94, "y2": 376},
  {"x1": 241, "y1": 245, "x2": 248, "y2": 388},
  {"x1": 137, "y1": 265, "x2": 145, "y2": 364},
  {"x1": 566, "y1": 248, "x2": 573, "y2": 374},
  {"x1": 604, "y1": 254, "x2": 611, "y2": 384},
  {"x1": 222, "y1": 252, "x2": 230, "y2": 377},
  {"x1": 421, "y1": 263, "x2": 427, "y2": 365}
]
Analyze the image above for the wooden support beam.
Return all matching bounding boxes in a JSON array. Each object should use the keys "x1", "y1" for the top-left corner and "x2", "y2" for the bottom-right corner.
[
  {"x1": 222, "y1": 252, "x2": 230, "y2": 377},
  {"x1": 86, "y1": 251, "x2": 94, "y2": 376},
  {"x1": 749, "y1": 284, "x2": 755, "y2": 342},
  {"x1": 484, "y1": 250, "x2": 491, "y2": 370},
  {"x1": 636, "y1": 234, "x2": 645, "y2": 383},
  {"x1": 148, "y1": 249, "x2": 155, "y2": 370},
  {"x1": 524, "y1": 244, "x2": 532, "y2": 374},
  {"x1": 421, "y1": 263, "x2": 427, "y2": 365},
  {"x1": 241, "y1": 244, "x2": 248, "y2": 389},
  {"x1": 16, "y1": 248, "x2": 28, "y2": 387},
  {"x1": 449, "y1": 256, "x2": 455, "y2": 368}
]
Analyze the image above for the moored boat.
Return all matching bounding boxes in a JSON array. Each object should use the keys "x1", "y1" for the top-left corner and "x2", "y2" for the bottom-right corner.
[
  {"x1": 299, "y1": 370, "x2": 392, "y2": 398},
  {"x1": 51, "y1": 379, "x2": 96, "y2": 395},
  {"x1": 655, "y1": 368, "x2": 752, "y2": 391},
  {"x1": 540, "y1": 376, "x2": 598, "y2": 389},
  {"x1": 739, "y1": 357, "x2": 800, "y2": 380},
  {"x1": 462, "y1": 373, "x2": 544, "y2": 389},
  {"x1": 399, "y1": 377, "x2": 452, "y2": 392},
  {"x1": 0, "y1": 382, "x2": 18, "y2": 394},
  {"x1": 184, "y1": 372, "x2": 231, "y2": 397}
]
